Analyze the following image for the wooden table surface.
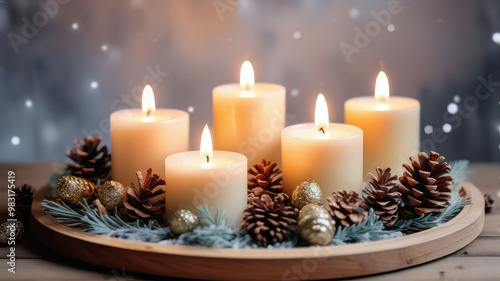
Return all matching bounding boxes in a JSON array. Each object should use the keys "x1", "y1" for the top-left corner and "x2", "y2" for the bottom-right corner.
[{"x1": 0, "y1": 163, "x2": 499, "y2": 280}]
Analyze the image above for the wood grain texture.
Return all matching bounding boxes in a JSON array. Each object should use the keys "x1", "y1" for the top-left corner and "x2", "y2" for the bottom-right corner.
[{"x1": 28, "y1": 182, "x2": 484, "y2": 280}]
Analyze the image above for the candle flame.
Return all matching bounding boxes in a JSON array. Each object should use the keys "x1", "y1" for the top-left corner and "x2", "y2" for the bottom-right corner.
[
  {"x1": 375, "y1": 71, "x2": 389, "y2": 103},
  {"x1": 200, "y1": 124, "x2": 213, "y2": 163},
  {"x1": 142, "y1": 85, "x2": 156, "y2": 117},
  {"x1": 315, "y1": 93, "x2": 329, "y2": 134},
  {"x1": 240, "y1": 60, "x2": 255, "y2": 91}
]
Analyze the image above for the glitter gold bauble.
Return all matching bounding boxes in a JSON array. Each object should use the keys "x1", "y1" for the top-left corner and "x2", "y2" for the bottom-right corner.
[
  {"x1": 292, "y1": 179, "x2": 324, "y2": 210},
  {"x1": 168, "y1": 209, "x2": 198, "y2": 236},
  {"x1": 298, "y1": 204, "x2": 336, "y2": 246},
  {"x1": 98, "y1": 180, "x2": 127, "y2": 209},
  {"x1": 0, "y1": 221, "x2": 25, "y2": 244},
  {"x1": 57, "y1": 175, "x2": 97, "y2": 205}
]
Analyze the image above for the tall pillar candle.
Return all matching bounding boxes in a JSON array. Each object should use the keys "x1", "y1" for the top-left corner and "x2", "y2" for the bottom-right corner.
[
  {"x1": 165, "y1": 125, "x2": 247, "y2": 225},
  {"x1": 345, "y1": 71, "x2": 420, "y2": 179},
  {"x1": 282, "y1": 94, "x2": 363, "y2": 201},
  {"x1": 213, "y1": 61, "x2": 285, "y2": 167},
  {"x1": 111, "y1": 85, "x2": 189, "y2": 186}
]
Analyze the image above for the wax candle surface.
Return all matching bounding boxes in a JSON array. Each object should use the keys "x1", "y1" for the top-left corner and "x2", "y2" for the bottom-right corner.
[
  {"x1": 165, "y1": 127, "x2": 247, "y2": 225},
  {"x1": 213, "y1": 61, "x2": 285, "y2": 167},
  {"x1": 282, "y1": 123, "x2": 363, "y2": 200},
  {"x1": 345, "y1": 72, "x2": 420, "y2": 179},
  {"x1": 111, "y1": 108, "x2": 189, "y2": 186}
]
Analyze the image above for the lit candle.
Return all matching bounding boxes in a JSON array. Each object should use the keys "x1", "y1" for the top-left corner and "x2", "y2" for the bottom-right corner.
[
  {"x1": 165, "y1": 125, "x2": 247, "y2": 224},
  {"x1": 345, "y1": 71, "x2": 420, "y2": 179},
  {"x1": 111, "y1": 85, "x2": 189, "y2": 186},
  {"x1": 282, "y1": 94, "x2": 363, "y2": 200},
  {"x1": 213, "y1": 61, "x2": 286, "y2": 166}
]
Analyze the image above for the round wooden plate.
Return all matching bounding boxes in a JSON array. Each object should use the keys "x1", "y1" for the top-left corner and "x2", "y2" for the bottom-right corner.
[{"x1": 31, "y1": 182, "x2": 484, "y2": 280}]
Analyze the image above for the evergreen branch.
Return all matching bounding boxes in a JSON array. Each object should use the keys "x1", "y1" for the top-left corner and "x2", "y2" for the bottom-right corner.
[
  {"x1": 180, "y1": 225, "x2": 252, "y2": 248},
  {"x1": 448, "y1": 160, "x2": 473, "y2": 191},
  {"x1": 331, "y1": 209, "x2": 403, "y2": 244},
  {"x1": 41, "y1": 199, "x2": 168, "y2": 242},
  {"x1": 196, "y1": 205, "x2": 233, "y2": 227}
]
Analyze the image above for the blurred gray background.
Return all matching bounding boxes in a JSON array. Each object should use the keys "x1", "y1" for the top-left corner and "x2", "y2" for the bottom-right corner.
[{"x1": 0, "y1": 0, "x2": 499, "y2": 163}]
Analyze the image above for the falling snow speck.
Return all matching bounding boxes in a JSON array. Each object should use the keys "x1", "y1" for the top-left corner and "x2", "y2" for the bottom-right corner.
[
  {"x1": 101, "y1": 45, "x2": 108, "y2": 51},
  {"x1": 454, "y1": 95, "x2": 461, "y2": 103},
  {"x1": 11, "y1": 136, "x2": 20, "y2": 146},
  {"x1": 387, "y1": 24, "x2": 395, "y2": 32},
  {"x1": 349, "y1": 8, "x2": 359, "y2": 19},
  {"x1": 291, "y1": 89, "x2": 299, "y2": 97},
  {"x1": 72, "y1": 23, "x2": 79, "y2": 30},
  {"x1": 424, "y1": 125, "x2": 433, "y2": 135},
  {"x1": 492, "y1": 32, "x2": 500, "y2": 44},
  {"x1": 293, "y1": 31, "x2": 301, "y2": 39},
  {"x1": 90, "y1": 81, "x2": 98, "y2": 89},
  {"x1": 25, "y1": 99, "x2": 32, "y2": 108},
  {"x1": 188, "y1": 106, "x2": 194, "y2": 113},
  {"x1": 442, "y1": 123, "x2": 452, "y2": 133},
  {"x1": 447, "y1": 103, "x2": 458, "y2": 114}
]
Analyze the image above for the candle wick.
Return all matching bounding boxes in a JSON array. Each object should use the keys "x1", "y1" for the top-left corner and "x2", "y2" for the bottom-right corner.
[
  {"x1": 206, "y1": 155, "x2": 209, "y2": 163},
  {"x1": 147, "y1": 110, "x2": 151, "y2": 117},
  {"x1": 319, "y1": 127, "x2": 325, "y2": 134}
]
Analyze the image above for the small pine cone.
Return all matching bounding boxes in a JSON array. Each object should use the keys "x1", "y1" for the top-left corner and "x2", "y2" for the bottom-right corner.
[
  {"x1": 66, "y1": 136, "x2": 111, "y2": 185},
  {"x1": 120, "y1": 169, "x2": 165, "y2": 221},
  {"x1": 242, "y1": 193, "x2": 299, "y2": 247},
  {"x1": 360, "y1": 168, "x2": 401, "y2": 227},
  {"x1": 484, "y1": 194, "x2": 495, "y2": 214},
  {"x1": 326, "y1": 190, "x2": 368, "y2": 227},
  {"x1": 14, "y1": 184, "x2": 34, "y2": 222},
  {"x1": 248, "y1": 160, "x2": 283, "y2": 198},
  {"x1": 398, "y1": 151, "x2": 453, "y2": 218}
]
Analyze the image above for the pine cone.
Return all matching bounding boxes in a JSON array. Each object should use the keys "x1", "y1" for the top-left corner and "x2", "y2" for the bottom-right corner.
[
  {"x1": 248, "y1": 160, "x2": 283, "y2": 201},
  {"x1": 120, "y1": 169, "x2": 165, "y2": 221},
  {"x1": 360, "y1": 168, "x2": 401, "y2": 227},
  {"x1": 326, "y1": 190, "x2": 368, "y2": 227},
  {"x1": 484, "y1": 194, "x2": 495, "y2": 214},
  {"x1": 14, "y1": 184, "x2": 34, "y2": 222},
  {"x1": 398, "y1": 151, "x2": 453, "y2": 218},
  {"x1": 66, "y1": 136, "x2": 111, "y2": 185},
  {"x1": 242, "y1": 193, "x2": 299, "y2": 247}
]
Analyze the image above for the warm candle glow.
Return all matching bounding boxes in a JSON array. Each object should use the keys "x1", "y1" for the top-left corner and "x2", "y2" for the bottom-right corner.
[
  {"x1": 375, "y1": 71, "x2": 390, "y2": 103},
  {"x1": 240, "y1": 60, "x2": 255, "y2": 92},
  {"x1": 315, "y1": 93, "x2": 329, "y2": 134},
  {"x1": 142, "y1": 85, "x2": 156, "y2": 121},
  {"x1": 200, "y1": 124, "x2": 213, "y2": 163}
]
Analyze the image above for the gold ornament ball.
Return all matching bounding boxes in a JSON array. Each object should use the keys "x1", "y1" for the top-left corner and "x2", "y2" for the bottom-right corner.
[
  {"x1": 168, "y1": 209, "x2": 198, "y2": 236},
  {"x1": 98, "y1": 180, "x2": 127, "y2": 209},
  {"x1": 298, "y1": 204, "x2": 336, "y2": 246},
  {"x1": 292, "y1": 179, "x2": 324, "y2": 210},
  {"x1": 0, "y1": 221, "x2": 25, "y2": 244},
  {"x1": 57, "y1": 175, "x2": 96, "y2": 205}
]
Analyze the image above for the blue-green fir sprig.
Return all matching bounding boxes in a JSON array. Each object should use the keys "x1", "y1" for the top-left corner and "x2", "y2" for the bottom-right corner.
[
  {"x1": 331, "y1": 209, "x2": 403, "y2": 245},
  {"x1": 41, "y1": 199, "x2": 168, "y2": 242},
  {"x1": 179, "y1": 205, "x2": 252, "y2": 248}
]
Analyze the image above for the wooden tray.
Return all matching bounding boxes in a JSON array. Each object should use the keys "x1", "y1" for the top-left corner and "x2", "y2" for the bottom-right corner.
[{"x1": 30, "y1": 182, "x2": 485, "y2": 280}]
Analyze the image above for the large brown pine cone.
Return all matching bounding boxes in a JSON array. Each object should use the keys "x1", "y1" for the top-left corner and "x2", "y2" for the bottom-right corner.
[
  {"x1": 120, "y1": 169, "x2": 165, "y2": 221},
  {"x1": 242, "y1": 193, "x2": 299, "y2": 247},
  {"x1": 248, "y1": 160, "x2": 283, "y2": 202},
  {"x1": 398, "y1": 151, "x2": 453, "y2": 218},
  {"x1": 360, "y1": 167, "x2": 401, "y2": 227},
  {"x1": 326, "y1": 190, "x2": 368, "y2": 227},
  {"x1": 66, "y1": 136, "x2": 111, "y2": 185}
]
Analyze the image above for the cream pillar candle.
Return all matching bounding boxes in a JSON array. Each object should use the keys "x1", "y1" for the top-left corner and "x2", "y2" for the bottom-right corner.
[
  {"x1": 165, "y1": 125, "x2": 247, "y2": 225},
  {"x1": 282, "y1": 94, "x2": 363, "y2": 201},
  {"x1": 213, "y1": 61, "x2": 286, "y2": 167},
  {"x1": 111, "y1": 85, "x2": 189, "y2": 186},
  {"x1": 345, "y1": 71, "x2": 420, "y2": 180}
]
